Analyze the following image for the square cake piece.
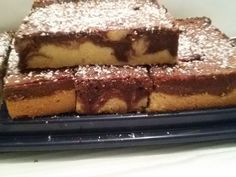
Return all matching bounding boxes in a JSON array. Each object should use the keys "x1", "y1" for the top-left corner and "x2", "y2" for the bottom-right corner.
[
  {"x1": 4, "y1": 48, "x2": 76, "y2": 119},
  {"x1": 74, "y1": 65, "x2": 152, "y2": 114},
  {"x1": 148, "y1": 17, "x2": 236, "y2": 112},
  {"x1": 15, "y1": 0, "x2": 179, "y2": 69}
]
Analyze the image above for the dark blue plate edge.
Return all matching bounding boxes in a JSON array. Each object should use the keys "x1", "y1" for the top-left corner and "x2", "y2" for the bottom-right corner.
[{"x1": 1, "y1": 122, "x2": 236, "y2": 152}]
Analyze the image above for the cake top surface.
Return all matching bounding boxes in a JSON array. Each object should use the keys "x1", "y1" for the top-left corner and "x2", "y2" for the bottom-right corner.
[
  {"x1": 5, "y1": 48, "x2": 73, "y2": 86},
  {"x1": 75, "y1": 65, "x2": 149, "y2": 81},
  {"x1": 151, "y1": 17, "x2": 236, "y2": 78},
  {"x1": 17, "y1": 0, "x2": 174, "y2": 38}
]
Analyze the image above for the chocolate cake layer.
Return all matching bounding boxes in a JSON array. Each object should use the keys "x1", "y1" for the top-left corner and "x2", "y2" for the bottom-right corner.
[
  {"x1": 75, "y1": 65, "x2": 152, "y2": 114},
  {"x1": 16, "y1": 0, "x2": 179, "y2": 69},
  {"x1": 148, "y1": 17, "x2": 236, "y2": 112},
  {"x1": 4, "y1": 48, "x2": 76, "y2": 119}
]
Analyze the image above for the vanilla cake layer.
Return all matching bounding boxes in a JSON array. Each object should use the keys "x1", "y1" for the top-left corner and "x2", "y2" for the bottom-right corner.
[
  {"x1": 149, "y1": 90, "x2": 236, "y2": 112},
  {"x1": 15, "y1": 0, "x2": 179, "y2": 69}
]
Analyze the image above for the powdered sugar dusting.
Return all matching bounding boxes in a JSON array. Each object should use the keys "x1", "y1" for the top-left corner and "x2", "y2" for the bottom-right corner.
[
  {"x1": 75, "y1": 65, "x2": 148, "y2": 80},
  {"x1": 17, "y1": 0, "x2": 174, "y2": 38},
  {"x1": 0, "y1": 33, "x2": 12, "y2": 65},
  {"x1": 178, "y1": 18, "x2": 236, "y2": 71},
  {"x1": 152, "y1": 17, "x2": 236, "y2": 78}
]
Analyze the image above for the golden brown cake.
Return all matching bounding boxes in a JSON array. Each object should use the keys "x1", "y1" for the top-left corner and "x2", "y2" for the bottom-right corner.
[
  {"x1": 74, "y1": 65, "x2": 152, "y2": 114},
  {"x1": 4, "y1": 48, "x2": 76, "y2": 119},
  {"x1": 15, "y1": 0, "x2": 179, "y2": 69},
  {"x1": 148, "y1": 17, "x2": 236, "y2": 112}
]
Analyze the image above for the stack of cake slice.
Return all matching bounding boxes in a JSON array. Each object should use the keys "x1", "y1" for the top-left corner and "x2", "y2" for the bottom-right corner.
[{"x1": 1, "y1": 0, "x2": 236, "y2": 119}]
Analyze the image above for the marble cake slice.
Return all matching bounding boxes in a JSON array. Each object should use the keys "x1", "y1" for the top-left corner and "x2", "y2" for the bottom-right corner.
[
  {"x1": 16, "y1": 0, "x2": 179, "y2": 69},
  {"x1": 4, "y1": 48, "x2": 75, "y2": 119},
  {"x1": 74, "y1": 65, "x2": 152, "y2": 114},
  {"x1": 148, "y1": 17, "x2": 236, "y2": 112}
]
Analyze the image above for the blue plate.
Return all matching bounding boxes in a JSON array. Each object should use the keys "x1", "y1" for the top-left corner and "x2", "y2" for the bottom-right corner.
[{"x1": 1, "y1": 105, "x2": 236, "y2": 152}]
